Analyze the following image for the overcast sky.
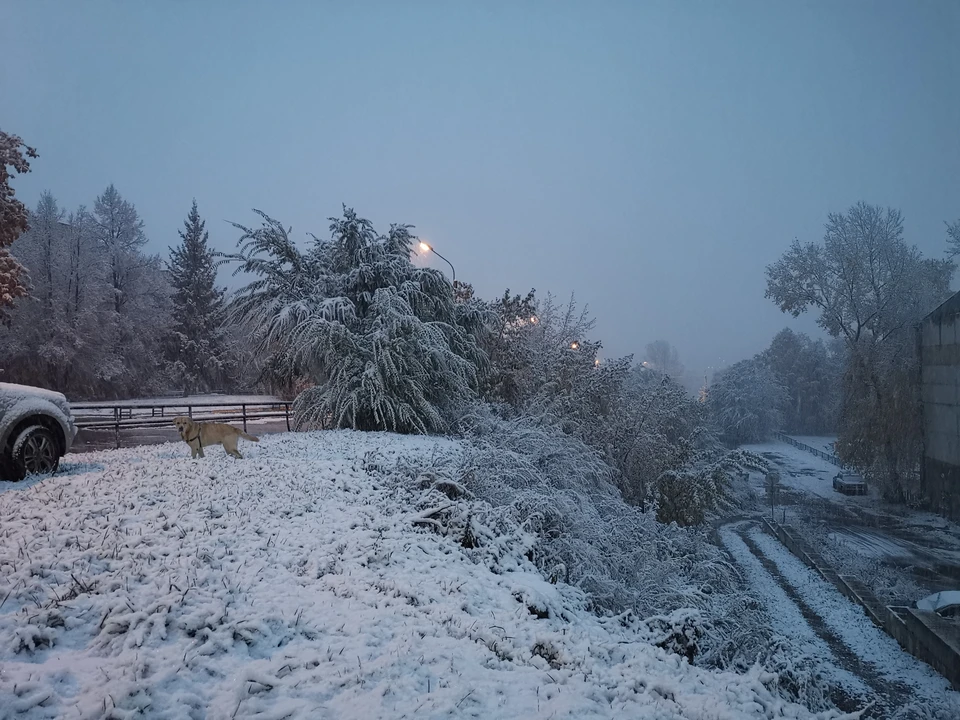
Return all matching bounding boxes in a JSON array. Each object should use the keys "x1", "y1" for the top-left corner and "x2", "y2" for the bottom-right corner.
[{"x1": 3, "y1": 0, "x2": 958, "y2": 378}]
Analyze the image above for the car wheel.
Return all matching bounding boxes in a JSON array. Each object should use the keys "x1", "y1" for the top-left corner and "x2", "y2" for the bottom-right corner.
[{"x1": 11, "y1": 425, "x2": 60, "y2": 480}]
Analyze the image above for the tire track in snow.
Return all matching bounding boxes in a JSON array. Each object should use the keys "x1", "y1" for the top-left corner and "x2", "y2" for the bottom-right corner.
[
  {"x1": 746, "y1": 526, "x2": 959, "y2": 708},
  {"x1": 718, "y1": 522, "x2": 880, "y2": 715}
]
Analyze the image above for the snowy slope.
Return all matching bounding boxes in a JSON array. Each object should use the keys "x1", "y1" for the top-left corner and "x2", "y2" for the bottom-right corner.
[{"x1": 1, "y1": 431, "x2": 857, "y2": 720}]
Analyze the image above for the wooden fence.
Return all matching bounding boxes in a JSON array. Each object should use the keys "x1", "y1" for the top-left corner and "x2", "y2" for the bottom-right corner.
[{"x1": 72, "y1": 400, "x2": 292, "y2": 449}]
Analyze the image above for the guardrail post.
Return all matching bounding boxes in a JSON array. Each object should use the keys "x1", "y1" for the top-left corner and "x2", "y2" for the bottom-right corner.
[
  {"x1": 242, "y1": 404, "x2": 247, "y2": 432},
  {"x1": 285, "y1": 403, "x2": 291, "y2": 431},
  {"x1": 188, "y1": 406, "x2": 192, "y2": 419},
  {"x1": 114, "y1": 406, "x2": 120, "y2": 449}
]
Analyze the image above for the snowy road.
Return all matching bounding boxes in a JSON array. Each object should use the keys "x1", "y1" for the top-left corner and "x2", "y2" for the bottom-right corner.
[
  {"x1": 719, "y1": 520, "x2": 959, "y2": 718},
  {"x1": 744, "y1": 440, "x2": 960, "y2": 594}
]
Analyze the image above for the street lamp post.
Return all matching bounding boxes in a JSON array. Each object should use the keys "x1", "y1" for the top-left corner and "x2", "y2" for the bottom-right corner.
[{"x1": 418, "y1": 241, "x2": 456, "y2": 283}]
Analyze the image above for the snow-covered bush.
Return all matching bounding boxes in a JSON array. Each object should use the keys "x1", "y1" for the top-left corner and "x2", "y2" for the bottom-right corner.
[{"x1": 223, "y1": 208, "x2": 489, "y2": 433}]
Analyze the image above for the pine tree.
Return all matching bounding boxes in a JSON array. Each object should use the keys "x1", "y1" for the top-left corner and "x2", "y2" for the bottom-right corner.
[{"x1": 166, "y1": 200, "x2": 232, "y2": 395}]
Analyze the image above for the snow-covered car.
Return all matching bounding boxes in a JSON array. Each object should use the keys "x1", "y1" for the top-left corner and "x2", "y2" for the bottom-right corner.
[
  {"x1": 832, "y1": 471, "x2": 867, "y2": 495},
  {"x1": 0, "y1": 382, "x2": 78, "y2": 481},
  {"x1": 916, "y1": 590, "x2": 960, "y2": 618}
]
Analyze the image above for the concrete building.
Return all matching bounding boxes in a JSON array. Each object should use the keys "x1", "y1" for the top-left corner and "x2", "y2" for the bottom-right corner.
[{"x1": 919, "y1": 291, "x2": 960, "y2": 520}]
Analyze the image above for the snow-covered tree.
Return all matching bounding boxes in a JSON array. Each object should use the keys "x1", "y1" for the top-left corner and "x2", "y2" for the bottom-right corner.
[
  {"x1": 766, "y1": 202, "x2": 954, "y2": 501},
  {"x1": 0, "y1": 187, "x2": 171, "y2": 398},
  {"x1": 945, "y1": 218, "x2": 960, "y2": 258},
  {"x1": 760, "y1": 328, "x2": 842, "y2": 436},
  {"x1": 478, "y1": 288, "x2": 538, "y2": 406},
  {"x1": 611, "y1": 366, "x2": 706, "y2": 509},
  {"x1": 90, "y1": 185, "x2": 171, "y2": 397},
  {"x1": 165, "y1": 200, "x2": 234, "y2": 394},
  {"x1": 225, "y1": 207, "x2": 487, "y2": 433},
  {"x1": 644, "y1": 340, "x2": 685, "y2": 380},
  {"x1": 707, "y1": 357, "x2": 787, "y2": 445},
  {"x1": 0, "y1": 130, "x2": 36, "y2": 323}
]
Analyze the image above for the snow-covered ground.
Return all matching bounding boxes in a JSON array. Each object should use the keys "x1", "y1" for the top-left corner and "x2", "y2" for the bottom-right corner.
[
  {"x1": 719, "y1": 522, "x2": 960, "y2": 718},
  {"x1": 1, "y1": 432, "x2": 858, "y2": 719},
  {"x1": 744, "y1": 441, "x2": 849, "y2": 503},
  {"x1": 744, "y1": 440, "x2": 960, "y2": 579}
]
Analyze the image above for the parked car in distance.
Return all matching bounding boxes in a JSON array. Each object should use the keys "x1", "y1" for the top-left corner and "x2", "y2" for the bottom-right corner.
[
  {"x1": 0, "y1": 382, "x2": 78, "y2": 481},
  {"x1": 916, "y1": 590, "x2": 960, "y2": 618},
  {"x1": 832, "y1": 471, "x2": 867, "y2": 495}
]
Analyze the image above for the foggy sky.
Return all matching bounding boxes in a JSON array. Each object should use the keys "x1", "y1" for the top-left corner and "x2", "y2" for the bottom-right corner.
[{"x1": 2, "y1": 0, "x2": 958, "y2": 379}]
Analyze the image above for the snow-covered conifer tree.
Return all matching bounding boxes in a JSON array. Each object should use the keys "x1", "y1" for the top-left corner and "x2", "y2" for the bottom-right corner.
[{"x1": 166, "y1": 200, "x2": 233, "y2": 394}]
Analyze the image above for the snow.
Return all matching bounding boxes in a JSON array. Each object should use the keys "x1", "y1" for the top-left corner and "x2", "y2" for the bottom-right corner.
[
  {"x1": 0, "y1": 383, "x2": 69, "y2": 405},
  {"x1": 0, "y1": 431, "x2": 859, "y2": 719},
  {"x1": 743, "y1": 441, "x2": 855, "y2": 503},
  {"x1": 0, "y1": 385, "x2": 77, "y2": 456},
  {"x1": 915, "y1": 590, "x2": 960, "y2": 613},
  {"x1": 717, "y1": 524, "x2": 870, "y2": 697},
  {"x1": 745, "y1": 527, "x2": 957, "y2": 703}
]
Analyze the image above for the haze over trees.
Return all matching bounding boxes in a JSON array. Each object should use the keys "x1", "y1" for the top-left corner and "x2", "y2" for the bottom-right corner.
[{"x1": 765, "y1": 202, "x2": 954, "y2": 502}]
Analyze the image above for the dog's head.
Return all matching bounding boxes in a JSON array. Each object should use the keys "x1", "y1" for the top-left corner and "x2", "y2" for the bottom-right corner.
[{"x1": 172, "y1": 416, "x2": 193, "y2": 438}]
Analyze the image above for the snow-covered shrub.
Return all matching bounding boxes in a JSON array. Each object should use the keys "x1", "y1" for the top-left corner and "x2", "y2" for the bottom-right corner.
[
  {"x1": 399, "y1": 409, "x2": 738, "y2": 617},
  {"x1": 223, "y1": 208, "x2": 489, "y2": 433}
]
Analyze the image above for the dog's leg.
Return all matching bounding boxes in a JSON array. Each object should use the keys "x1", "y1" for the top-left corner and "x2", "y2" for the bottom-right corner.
[
  {"x1": 197, "y1": 445, "x2": 205, "y2": 458},
  {"x1": 225, "y1": 436, "x2": 242, "y2": 459}
]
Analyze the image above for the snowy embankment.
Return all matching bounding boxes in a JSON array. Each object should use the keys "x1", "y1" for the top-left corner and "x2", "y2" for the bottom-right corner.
[{"x1": 1, "y1": 432, "x2": 856, "y2": 720}]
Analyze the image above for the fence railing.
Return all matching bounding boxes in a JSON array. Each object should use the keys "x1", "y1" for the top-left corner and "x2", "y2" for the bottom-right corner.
[
  {"x1": 774, "y1": 431, "x2": 845, "y2": 469},
  {"x1": 71, "y1": 400, "x2": 292, "y2": 448}
]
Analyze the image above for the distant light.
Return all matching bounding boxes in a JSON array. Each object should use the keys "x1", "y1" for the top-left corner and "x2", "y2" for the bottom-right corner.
[
  {"x1": 419, "y1": 241, "x2": 432, "y2": 253},
  {"x1": 570, "y1": 341, "x2": 579, "y2": 350},
  {"x1": 594, "y1": 358, "x2": 600, "y2": 367},
  {"x1": 530, "y1": 315, "x2": 538, "y2": 324}
]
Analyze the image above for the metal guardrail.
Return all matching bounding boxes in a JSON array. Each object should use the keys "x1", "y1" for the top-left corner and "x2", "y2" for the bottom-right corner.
[
  {"x1": 774, "y1": 431, "x2": 846, "y2": 469},
  {"x1": 71, "y1": 400, "x2": 292, "y2": 449}
]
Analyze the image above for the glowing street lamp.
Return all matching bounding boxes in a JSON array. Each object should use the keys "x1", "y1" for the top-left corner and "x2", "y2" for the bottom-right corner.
[{"x1": 418, "y1": 240, "x2": 456, "y2": 283}]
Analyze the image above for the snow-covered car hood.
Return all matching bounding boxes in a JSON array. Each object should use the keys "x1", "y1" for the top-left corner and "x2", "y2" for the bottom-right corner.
[
  {"x1": 0, "y1": 382, "x2": 72, "y2": 417},
  {"x1": 0, "y1": 382, "x2": 77, "y2": 447},
  {"x1": 916, "y1": 590, "x2": 960, "y2": 616},
  {"x1": 0, "y1": 382, "x2": 70, "y2": 405}
]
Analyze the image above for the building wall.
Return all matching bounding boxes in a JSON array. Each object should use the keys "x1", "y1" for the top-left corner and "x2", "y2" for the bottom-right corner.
[{"x1": 920, "y1": 294, "x2": 960, "y2": 520}]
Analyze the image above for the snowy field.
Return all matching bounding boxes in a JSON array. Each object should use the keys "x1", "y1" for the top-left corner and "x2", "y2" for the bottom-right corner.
[{"x1": 0, "y1": 431, "x2": 859, "y2": 719}]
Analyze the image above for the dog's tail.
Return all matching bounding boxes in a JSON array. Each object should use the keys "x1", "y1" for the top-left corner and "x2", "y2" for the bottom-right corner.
[{"x1": 240, "y1": 432, "x2": 260, "y2": 442}]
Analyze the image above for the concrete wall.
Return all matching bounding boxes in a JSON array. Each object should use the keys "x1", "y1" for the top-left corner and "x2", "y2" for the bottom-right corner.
[{"x1": 920, "y1": 292, "x2": 960, "y2": 520}]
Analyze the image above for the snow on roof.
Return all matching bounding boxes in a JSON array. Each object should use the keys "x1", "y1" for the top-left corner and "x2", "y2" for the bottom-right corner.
[
  {"x1": 0, "y1": 430, "x2": 869, "y2": 718},
  {"x1": 916, "y1": 590, "x2": 960, "y2": 613}
]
